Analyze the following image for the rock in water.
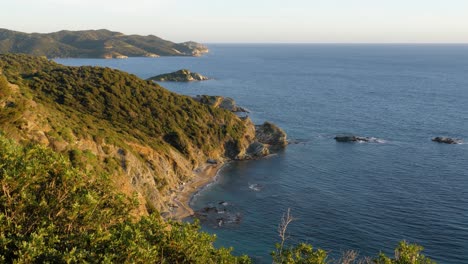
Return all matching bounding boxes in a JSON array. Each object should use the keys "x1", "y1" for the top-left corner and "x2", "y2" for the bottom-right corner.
[
  {"x1": 334, "y1": 135, "x2": 381, "y2": 143},
  {"x1": 255, "y1": 122, "x2": 288, "y2": 147},
  {"x1": 246, "y1": 141, "x2": 270, "y2": 158},
  {"x1": 147, "y1": 69, "x2": 209, "y2": 82},
  {"x1": 432, "y1": 137, "x2": 462, "y2": 144}
]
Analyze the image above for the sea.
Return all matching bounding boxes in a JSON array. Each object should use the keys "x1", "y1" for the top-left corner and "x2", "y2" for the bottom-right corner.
[{"x1": 56, "y1": 44, "x2": 468, "y2": 263}]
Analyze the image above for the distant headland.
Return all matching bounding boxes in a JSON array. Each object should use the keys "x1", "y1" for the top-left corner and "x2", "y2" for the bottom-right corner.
[{"x1": 0, "y1": 28, "x2": 209, "y2": 58}]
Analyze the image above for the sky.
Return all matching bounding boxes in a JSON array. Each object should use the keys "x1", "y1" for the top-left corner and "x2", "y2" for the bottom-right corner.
[{"x1": 1, "y1": 0, "x2": 467, "y2": 43}]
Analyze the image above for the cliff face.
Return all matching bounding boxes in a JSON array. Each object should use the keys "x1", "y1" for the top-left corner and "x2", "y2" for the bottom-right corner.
[
  {"x1": 0, "y1": 54, "x2": 272, "y2": 216},
  {"x1": 0, "y1": 28, "x2": 209, "y2": 58}
]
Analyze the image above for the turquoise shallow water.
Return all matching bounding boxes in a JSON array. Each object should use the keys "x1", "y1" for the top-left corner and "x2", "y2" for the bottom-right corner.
[{"x1": 56, "y1": 44, "x2": 468, "y2": 263}]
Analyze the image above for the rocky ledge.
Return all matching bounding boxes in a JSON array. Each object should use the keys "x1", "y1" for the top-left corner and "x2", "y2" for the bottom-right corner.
[
  {"x1": 242, "y1": 122, "x2": 287, "y2": 158},
  {"x1": 193, "y1": 95, "x2": 248, "y2": 113},
  {"x1": 147, "y1": 69, "x2": 209, "y2": 82},
  {"x1": 432, "y1": 137, "x2": 463, "y2": 144}
]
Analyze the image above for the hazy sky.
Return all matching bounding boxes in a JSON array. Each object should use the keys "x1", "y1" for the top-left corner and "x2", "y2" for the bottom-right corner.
[{"x1": 2, "y1": 0, "x2": 467, "y2": 43}]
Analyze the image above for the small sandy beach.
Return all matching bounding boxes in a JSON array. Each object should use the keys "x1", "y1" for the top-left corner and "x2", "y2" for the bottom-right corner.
[{"x1": 169, "y1": 163, "x2": 224, "y2": 220}]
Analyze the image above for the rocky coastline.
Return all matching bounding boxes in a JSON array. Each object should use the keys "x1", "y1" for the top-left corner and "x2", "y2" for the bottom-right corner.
[{"x1": 169, "y1": 120, "x2": 288, "y2": 220}]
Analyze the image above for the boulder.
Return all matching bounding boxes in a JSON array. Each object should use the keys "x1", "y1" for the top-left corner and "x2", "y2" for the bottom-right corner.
[
  {"x1": 246, "y1": 141, "x2": 270, "y2": 158},
  {"x1": 432, "y1": 137, "x2": 462, "y2": 144},
  {"x1": 255, "y1": 122, "x2": 288, "y2": 147}
]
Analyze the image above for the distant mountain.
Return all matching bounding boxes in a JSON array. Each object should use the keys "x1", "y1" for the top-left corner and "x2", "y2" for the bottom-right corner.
[{"x1": 0, "y1": 28, "x2": 209, "y2": 58}]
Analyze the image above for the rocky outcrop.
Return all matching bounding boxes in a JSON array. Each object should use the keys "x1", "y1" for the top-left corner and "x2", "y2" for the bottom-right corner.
[
  {"x1": 193, "y1": 95, "x2": 248, "y2": 113},
  {"x1": 334, "y1": 135, "x2": 384, "y2": 143},
  {"x1": 246, "y1": 141, "x2": 270, "y2": 158},
  {"x1": 147, "y1": 69, "x2": 209, "y2": 82},
  {"x1": 255, "y1": 122, "x2": 288, "y2": 147},
  {"x1": 194, "y1": 201, "x2": 242, "y2": 228},
  {"x1": 432, "y1": 137, "x2": 462, "y2": 144},
  {"x1": 335, "y1": 135, "x2": 369, "y2": 142},
  {"x1": 179, "y1": 41, "x2": 209, "y2": 57}
]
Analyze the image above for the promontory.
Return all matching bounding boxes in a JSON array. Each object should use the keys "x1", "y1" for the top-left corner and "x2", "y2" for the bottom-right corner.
[{"x1": 0, "y1": 28, "x2": 209, "y2": 58}]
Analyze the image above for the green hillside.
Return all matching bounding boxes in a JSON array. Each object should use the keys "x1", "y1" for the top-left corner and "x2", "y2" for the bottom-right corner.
[
  {"x1": 0, "y1": 28, "x2": 209, "y2": 58},
  {"x1": 0, "y1": 54, "x2": 255, "y2": 215}
]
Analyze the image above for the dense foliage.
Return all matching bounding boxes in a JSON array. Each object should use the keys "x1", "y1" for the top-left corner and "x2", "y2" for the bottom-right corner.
[
  {"x1": 0, "y1": 54, "x2": 247, "y2": 159},
  {"x1": 0, "y1": 28, "x2": 207, "y2": 58},
  {"x1": 0, "y1": 135, "x2": 250, "y2": 263},
  {"x1": 271, "y1": 241, "x2": 435, "y2": 264}
]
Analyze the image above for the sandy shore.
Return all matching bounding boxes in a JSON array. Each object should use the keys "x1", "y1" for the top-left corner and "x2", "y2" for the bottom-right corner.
[{"x1": 168, "y1": 163, "x2": 224, "y2": 220}]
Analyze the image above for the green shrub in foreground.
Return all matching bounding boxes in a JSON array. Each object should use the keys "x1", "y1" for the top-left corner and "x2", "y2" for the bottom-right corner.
[{"x1": 0, "y1": 135, "x2": 249, "y2": 263}]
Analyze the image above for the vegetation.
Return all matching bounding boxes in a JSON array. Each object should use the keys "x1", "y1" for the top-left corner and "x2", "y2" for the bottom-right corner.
[
  {"x1": 271, "y1": 210, "x2": 435, "y2": 264},
  {"x1": 0, "y1": 28, "x2": 208, "y2": 58},
  {"x1": 0, "y1": 135, "x2": 249, "y2": 263},
  {"x1": 0, "y1": 54, "x2": 248, "y2": 159}
]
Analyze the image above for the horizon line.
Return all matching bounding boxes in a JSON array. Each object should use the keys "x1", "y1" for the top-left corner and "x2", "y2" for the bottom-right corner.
[{"x1": 203, "y1": 42, "x2": 468, "y2": 45}]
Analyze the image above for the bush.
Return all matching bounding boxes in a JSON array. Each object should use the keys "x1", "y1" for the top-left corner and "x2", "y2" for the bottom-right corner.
[{"x1": 0, "y1": 136, "x2": 250, "y2": 263}]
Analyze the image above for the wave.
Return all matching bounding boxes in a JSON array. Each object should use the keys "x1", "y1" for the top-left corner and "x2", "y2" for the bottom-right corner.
[{"x1": 248, "y1": 183, "x2": 262, "y2": 192}]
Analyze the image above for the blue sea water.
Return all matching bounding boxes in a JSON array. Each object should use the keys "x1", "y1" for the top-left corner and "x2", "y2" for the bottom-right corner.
[{"x1": 56, "y1": 44, "x2": 468, "y2": 263}]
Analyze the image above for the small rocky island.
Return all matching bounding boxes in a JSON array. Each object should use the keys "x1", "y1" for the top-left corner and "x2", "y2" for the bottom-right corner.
[
  {"x1": 193, "y1": 95, "x2": 248, "y2": 113},
  {"x1": 147, "y1": 69, "x2": 209, "y2": 82},
  {"x1": 432, "y1": 137, "x2": 463, "y2": 144},
  {"x1": 334, "y1": 135, "x2": 383, "y2": 143}
]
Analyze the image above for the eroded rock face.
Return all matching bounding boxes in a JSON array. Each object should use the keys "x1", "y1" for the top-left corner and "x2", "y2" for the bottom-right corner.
[
  {"x1": 193, "y1": 95, "x2": 248, "y2": 113},
  {"x1": 246, "y1": 141, "x2": 270, "y2": 158},
  {"x1": 255, "y1": 122, "x2": 288, "y2": 147},
  {"x1": 432, "y1": 137, "x2": 462, "y2": 144},
  {"x1": 147, "y1": 69, "x2": 209, "y2": 82}
]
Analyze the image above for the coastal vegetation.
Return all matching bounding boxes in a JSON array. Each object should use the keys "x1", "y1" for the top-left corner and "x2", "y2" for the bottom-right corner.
[
  {"x1": 0, "y1": 54, "x2": 436, "y2": 263},
  {"x1": 0, "y1": 28, "x2": 209, "y2": 58}
]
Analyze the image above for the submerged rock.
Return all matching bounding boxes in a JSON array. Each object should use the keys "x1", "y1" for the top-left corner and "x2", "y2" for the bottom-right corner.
[
  {"x1": 334, "y1": 135, "x2": 383, "y2": 143},
  {"x1": 193, "y1": 95, "x2": 248, "y2": 113},
  {"x1": 147, "y1": 69, "x2": 209, "y2": 82},
  {"x1": 193, "y1": 202, "x2": 242, "y2": 228},
  {"x1": 432, "y1": 137, "x2": 462, "y2": 144}
]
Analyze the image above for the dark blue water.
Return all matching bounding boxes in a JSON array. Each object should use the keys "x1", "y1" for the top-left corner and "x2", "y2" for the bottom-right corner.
[{"x1": 56, "y1": 44, "x2": 468, "y2": 263}]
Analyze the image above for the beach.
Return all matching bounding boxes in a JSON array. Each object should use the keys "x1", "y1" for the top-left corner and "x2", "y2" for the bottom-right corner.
[{"x1": 169, "y1": 163, "x2": 224, "y2": 220}]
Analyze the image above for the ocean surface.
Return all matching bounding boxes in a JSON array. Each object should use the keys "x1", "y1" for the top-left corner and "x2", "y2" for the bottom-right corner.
[{"x1": 56, "y1": 44, "x2": 468, "y2": 263}]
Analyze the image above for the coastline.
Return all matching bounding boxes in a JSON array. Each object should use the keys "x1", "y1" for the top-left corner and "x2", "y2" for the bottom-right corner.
[{"x1": 169, "y1": 162, "x2": 225, "y2": 220}]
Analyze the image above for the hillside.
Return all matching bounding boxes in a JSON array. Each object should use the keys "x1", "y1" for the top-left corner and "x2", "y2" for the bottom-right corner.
[
  {"x1": 0, "y1": 54, "x2": 284, "y2": 217},
  {"x1": 0, "y1": 28, "x2": 209, "y2": 58}
]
